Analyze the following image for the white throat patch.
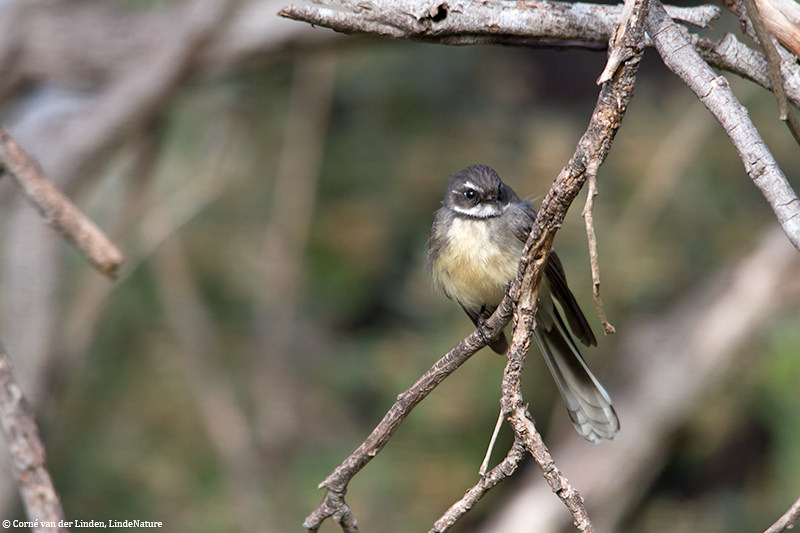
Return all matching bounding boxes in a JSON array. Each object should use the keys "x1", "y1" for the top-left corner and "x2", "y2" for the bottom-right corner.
[{"x1": 452, "y1": 202, "x2": 505, "y2": 219}]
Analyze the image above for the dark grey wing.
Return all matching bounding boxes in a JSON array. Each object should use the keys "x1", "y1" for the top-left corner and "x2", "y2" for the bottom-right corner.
[
  {"x1": 509, "y1": 200, "x2": 596, "y2": 347},
  {"x1": 508, "y1": 199, "x2": 536, "y2": 242},
  {"x1": 545, "y1": 252, "x2": 597, "y2": 347}
]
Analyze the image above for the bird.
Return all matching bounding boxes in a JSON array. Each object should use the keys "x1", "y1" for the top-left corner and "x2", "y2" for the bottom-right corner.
[{"x1": 425, "y1": 164, "x2": 619, "y2": 442}]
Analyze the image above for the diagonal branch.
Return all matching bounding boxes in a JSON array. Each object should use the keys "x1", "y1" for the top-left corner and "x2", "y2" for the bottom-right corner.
[
  {"x1": 430, "y1": 440, "x2": 526, "y2": 533},
  {"x1": 740, "y1": 0, "x2": 800, "y2": 143},
  {"x1": 0, "y1": 340, "x2": 67, "y2": 533},
  {"x1": 303, "y1": 316, "x2": 509, "y2": 531},
  {"x1": 765, "y1": 496, "x2": 800, "y2": 533},
  {"x1": 499, "y1": 1, "x2": 648, "y2": 531},
  {"x1": 647, "y1": 0, "x2": 800, "y2": 251},
  {"x1": 305, "y1": 0, "x2": 648, "y2": 529},
  {"x1": 0, "y1": 127, "x2": 124, "y2": 278}
]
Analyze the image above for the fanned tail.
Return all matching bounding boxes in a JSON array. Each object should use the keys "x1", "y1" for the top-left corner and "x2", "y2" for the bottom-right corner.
[{"x1": 534, "y1": 306, "x2": 619, "y2": 442}]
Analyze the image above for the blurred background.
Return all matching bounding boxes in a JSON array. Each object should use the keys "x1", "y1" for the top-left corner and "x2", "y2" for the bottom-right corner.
[{"x1": 0, "y1": 0, "x2": 798, "y2": 532}]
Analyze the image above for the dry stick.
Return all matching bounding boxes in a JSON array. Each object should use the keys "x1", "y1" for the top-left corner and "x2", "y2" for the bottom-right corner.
[
  {"x1": 430, "y1": 440, "x2": 526, "y2": 533},
  {"x1": 499, "y1": 0, "x2": 648, "y2": 531},
  {"x1": 765, "y1": 496, "x2": 800, "y2": 533},
  {"x1": 307, "y1": 0, "x2": 648, "y2": 529},
  {"x1": 0, "y1": 127, "x2": 124, "y2": 278},
  {"x1": 279, "y1": 0, "x2": 717, "y2": 44},
  {"x1": 647, "y1": 0, "x2": 800, "y2": 251},
  {"x1": 0, "y1": 341, "x2": 67, "y2": 533},
  {"x1": 740, "y1": 0, "x2": 800, "y2": 144},
  {"x1": 582, "y1": 165, "x2": 615, "y2": 335},
  {"x1": 478, "y1": 408, "x2": 506, "y2": 476},
  {"x1": 303, "y1": 310, "x2": 511, "y2": 532}
]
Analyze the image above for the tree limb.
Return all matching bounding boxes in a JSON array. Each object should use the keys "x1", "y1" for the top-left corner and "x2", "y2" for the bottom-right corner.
[
  {"x1": 0, "y1": 340, "x2": 67, "y2": 533},
  {"x1": 765, "y1": 496, "x2": 800, "y2": 533},
  {"x1": 740, "y1": 0, "x2": 800, "y2": 143},
  {"x1": 279, "y1": 0, "x2": 716, "y2": 45},
  {"x1": 430, "y1": 440, "x2": 526, "y2": 533},
  {"x1": 0, "y1": 127, "x2": 124, "y2": 278},
  {"x1": 648, "y1": 0, "x2": 800, "y2": 251},
  {"x1": 303, "y1": 319, "x2": 507, "y2": 531},
  {"x1": 498, "y1": 1, "x2": 648, "y2": 530},
  {"x1": 695, "y1": 32, "x2": 800, "y2": 108}
]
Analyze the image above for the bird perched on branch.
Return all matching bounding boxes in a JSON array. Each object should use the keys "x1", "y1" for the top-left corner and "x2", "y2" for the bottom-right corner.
[{"x1": 426, "y1": 164, "x2": 619, "y2": 442}]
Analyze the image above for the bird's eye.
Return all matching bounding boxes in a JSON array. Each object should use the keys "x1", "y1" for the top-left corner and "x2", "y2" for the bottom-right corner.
[{"x1": 464, "y1": 189, "x2": 476, "y2": 200}]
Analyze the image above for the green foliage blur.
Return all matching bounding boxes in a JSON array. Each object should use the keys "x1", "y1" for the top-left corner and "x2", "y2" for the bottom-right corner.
[{"x1": 9, "y1": 6, "x2": 800, "y2": 533}]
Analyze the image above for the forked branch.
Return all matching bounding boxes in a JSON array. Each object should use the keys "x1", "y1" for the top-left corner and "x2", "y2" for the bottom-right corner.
[
  {"x1": 303, "y1": 0, "x2": 648, "y2": 528},
  {"x1": 648, "y1": 0, "x2": 800, "y2": 250}
]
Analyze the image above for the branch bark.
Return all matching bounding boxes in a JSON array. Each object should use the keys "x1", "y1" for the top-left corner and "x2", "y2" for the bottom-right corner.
[
  {"x1": 648, "y1": 0, "x2": 800, "y2": 251},
  {"x1": 498, "y1": 1, "x2": 648, "y2": 531},
  {"x1": 0, "y1": 340, "x2": 67, "y2": 533},
  {"x1": 765, "y1": 496, "x2": 800, "y2": 533},
  {"x1": 279, "y1": 0, "x2": 716, "y2": 45},
  {"x1": 0, "y1": 127, "x2": 124, "y2": 278},
  {"x1": 481, "y1": 225, "x2": 800, "y2": 533},
  {"x1": 303, "y1": 322, "x2": 505, "y2": 531}
]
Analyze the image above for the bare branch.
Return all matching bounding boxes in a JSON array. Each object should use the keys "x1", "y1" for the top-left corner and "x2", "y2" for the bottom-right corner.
[
  {"x1": 430, "y1": 441, "x2": 525, "y2": 533},
  {"x1": 482, "y1": 226, "x2": 800, "y2": 533},
  {"x1": 278, "y1": 0, "x2": 800, "y2": 113},
  {"x1": 0, "y1": 340, "x2": 67, "y2": 533},
  {"x1": 696, "y1": 33, "x2": 800, "y2": 109},
  {"x1": 279, "y1": 0, "x2": 717, "y2": 46},
  {"x1": 0, "y1": 127, "x2": 124, "y2": 278},
  {"x1": 303, "y1": 321, "x2": 506, "y2": 531},
  {"x1": 582, "y1": 168, "x2": 615, "y2": 334},
  {"x1": 498, "y1": 0, "x2": 649, "y2": 531},
  {"x1": 648, "y1": 0, "x2": 800, "y2": 251},
  {"x1": 740, "y1": 0, "x2": 800, "y2": 143},
  {"x1": 765, "y1": 496, "x2": 800, "y2": 533}
]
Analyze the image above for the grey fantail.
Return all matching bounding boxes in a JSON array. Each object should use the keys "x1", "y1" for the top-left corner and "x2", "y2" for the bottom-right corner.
[{"x1": 426, "y1": 164, "x2": 619, "y2": 442}]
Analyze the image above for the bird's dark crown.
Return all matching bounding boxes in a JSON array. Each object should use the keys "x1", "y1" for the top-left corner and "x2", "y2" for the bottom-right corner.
[{"x1": 443, "y1": 165, "x2": 518, "y2": 218}]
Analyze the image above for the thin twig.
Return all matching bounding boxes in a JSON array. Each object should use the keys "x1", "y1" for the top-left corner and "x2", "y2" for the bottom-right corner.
[
  {"x1": 740, "y1": 0, "x2": 800, "y2": 144},
  {"x1": 648, "y1": 0, "x2": 800, "y2": 251},
  {"x1": 478, "y1": 408, "x2": 506, "y2": 477},
  {"x1": 581, "y1": 166, "x2": 615, "y2": 334},
  {"x1": 0, "y1": 340, "x2": 68, "y2": 533},
  {"x1": 764, "y1": 496, "x2": 800, "y2": 533},
  {"x1": 430, "y1": 440, "x2": 526, "y2": 533},
  {"x1": 303, "y1": 313, "x2": 510, "y2": 531},
  {"x1": 0, "y1": 127, "x2": 124, "y2": 278}
]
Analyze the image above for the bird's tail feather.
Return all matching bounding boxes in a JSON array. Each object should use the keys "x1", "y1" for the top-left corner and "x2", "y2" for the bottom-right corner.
[{"x1": 534, "y1": 308, "x2": 619, "y2": 442}]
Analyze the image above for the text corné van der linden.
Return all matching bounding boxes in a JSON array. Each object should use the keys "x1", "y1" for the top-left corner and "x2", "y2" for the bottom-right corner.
[{"x1": 12, "y1": 519, "x2": 163, "y2": 528}]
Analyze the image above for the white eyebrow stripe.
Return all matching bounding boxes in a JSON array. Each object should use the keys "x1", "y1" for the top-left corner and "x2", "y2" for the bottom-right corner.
[{"x1": 462, "y1": 181, "x2": 479, "y2": 190}]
